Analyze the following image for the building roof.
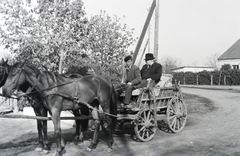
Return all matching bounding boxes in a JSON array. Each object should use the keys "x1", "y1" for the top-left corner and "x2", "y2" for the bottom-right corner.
[
  {"x1": 218, "y1": 39, "x2": 240, "y2": 60},
  {"x1": 171, "y1": 66, "x2": 214, "y2": 70}
]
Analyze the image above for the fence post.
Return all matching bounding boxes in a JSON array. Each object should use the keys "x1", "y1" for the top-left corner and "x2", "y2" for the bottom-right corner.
[
  {"x1": 224, "y1": 75, "x2": 226, "y2": 85},
  {"x1": 196, "y1": 74, "x2": 198, "y2": 85},
  {"x1": 183, "y1": 73, "x2": 186, "y2": 85},
  {"x1": 210, "y1": 75, "x2": 213, "y2": 85},
  {"x1": 218, "y1": 71, "x2": 222, "y2": 85}
]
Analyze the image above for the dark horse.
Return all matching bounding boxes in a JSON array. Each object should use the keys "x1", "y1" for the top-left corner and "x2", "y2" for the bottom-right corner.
[
  {"x1": 0, "y1": 59, "x2": 89, "y2": 154},
  {"x1": 2, "y1": 62, "x2": 117, "y2": 155},
  {"x1": 0, "y1": 59, "x2": 49, "y2": 153}
]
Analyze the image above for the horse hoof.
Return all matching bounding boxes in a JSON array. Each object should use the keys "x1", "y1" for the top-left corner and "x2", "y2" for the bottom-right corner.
[
  {"x1": 106, "y1": 148, "x2": 112, "y2": 153},
  {"x1": 86, "y1": 147, "x2": 92, "y2": 152},
  {"x1": 53, "y1": 149, "x2": 66, "y2": 156},
  {"x1": 35, "y1": 146, "x2": 43, "y2": 152},
  {"x1": 53, "y1": 152, "x2": 59, "y2": 156}
]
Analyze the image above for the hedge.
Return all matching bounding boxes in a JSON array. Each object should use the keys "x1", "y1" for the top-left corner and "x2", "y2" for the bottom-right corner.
[{"x1": 172, "y1": 69, "x2": 240, "y2": 85}]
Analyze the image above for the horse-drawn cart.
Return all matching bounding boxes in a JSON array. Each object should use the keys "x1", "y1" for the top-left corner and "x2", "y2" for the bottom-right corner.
[{"x1": 116, "y1": 83, "x2": 187, "y2": 142}]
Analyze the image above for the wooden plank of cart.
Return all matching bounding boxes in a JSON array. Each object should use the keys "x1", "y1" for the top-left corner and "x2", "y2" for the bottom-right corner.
[{"x1": 116, "y1": 82, "x2": 187, "y2": 142}]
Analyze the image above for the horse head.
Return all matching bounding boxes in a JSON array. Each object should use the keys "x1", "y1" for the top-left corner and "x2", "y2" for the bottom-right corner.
[
  {"x1": 0, "y1": 58, "x2": 10, "y2": 87},
  {"x1": 2, "y1": 61, "x2": 33, "y2": 97}
]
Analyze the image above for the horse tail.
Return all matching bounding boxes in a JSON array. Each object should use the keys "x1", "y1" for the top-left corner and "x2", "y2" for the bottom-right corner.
[{"x1": 80, "y1": 107, "x2": 89, "y2": 131}]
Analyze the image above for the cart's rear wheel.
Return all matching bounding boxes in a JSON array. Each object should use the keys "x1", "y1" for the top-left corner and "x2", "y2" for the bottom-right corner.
[
  {"x1": 134, "y1": 108, "x2": 157, "y2": 142},
  {"x1": 166, "y1": 97, "x2": 187, "y2": 133}
]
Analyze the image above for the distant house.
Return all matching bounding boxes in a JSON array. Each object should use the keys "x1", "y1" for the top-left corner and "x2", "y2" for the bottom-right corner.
[
  {"x1": 217, "y1": 39, "x2": 240, "y2": 69},
  {"x1": 171, "y1": 66, "x2": 215, "y2": 73}
]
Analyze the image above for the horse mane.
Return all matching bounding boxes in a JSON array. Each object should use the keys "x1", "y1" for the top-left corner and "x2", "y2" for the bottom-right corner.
[{"x1": 13, "y1": 62, "x2": 41, "y2": 76}]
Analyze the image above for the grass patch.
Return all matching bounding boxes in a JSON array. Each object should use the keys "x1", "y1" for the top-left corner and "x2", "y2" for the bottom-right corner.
[{"x1": 183, "y1": 93, "x2": 216, "y2": 114}]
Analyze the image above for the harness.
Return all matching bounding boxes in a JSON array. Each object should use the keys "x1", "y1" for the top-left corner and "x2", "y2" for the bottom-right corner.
[{"x1": 8, "y1": 65, "x2": 118, "y2": 118}]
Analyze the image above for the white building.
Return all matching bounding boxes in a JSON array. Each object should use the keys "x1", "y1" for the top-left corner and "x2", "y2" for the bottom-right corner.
[
  {"x1": 171, "y1": 66, "x2": 215, "y2": 73},
  {"x1": 217, "y1": 39, "x2": 240, "y2": 69}
]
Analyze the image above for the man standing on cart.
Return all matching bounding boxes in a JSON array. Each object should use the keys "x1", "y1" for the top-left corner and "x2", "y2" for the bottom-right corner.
[{"x1": 117, "y1": 55, "x2": 141, "y2": 109}]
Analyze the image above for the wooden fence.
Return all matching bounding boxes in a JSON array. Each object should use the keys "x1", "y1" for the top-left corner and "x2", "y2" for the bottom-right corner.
[{"x1": 0, "y1": 88, "x2": 18, "y2": 113}]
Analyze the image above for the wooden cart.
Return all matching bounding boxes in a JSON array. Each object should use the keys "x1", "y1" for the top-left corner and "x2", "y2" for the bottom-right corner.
[{"x1": 116, "y1": 83, "x2": 187, "y2": 142}]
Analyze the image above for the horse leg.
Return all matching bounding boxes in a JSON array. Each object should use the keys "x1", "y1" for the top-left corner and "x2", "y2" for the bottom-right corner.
[
  {"x1": 79, "y1": 108, "x2": 89, "y2": 143},
  {"x1": 33, "y1": 108, "x2": 44, "y2": 152},
  {"x1": 41, "y1": 108, "x2": 50, "y2": 154},
  {"x1": 51, "y1": 109, "x2": 65, "y2": 156},
  {"x1": 72, "y1": 110, "x2": 81, "y2": 145},
  {"x1": 87, "y1": 108, "x2": 100, "y2": 151},
  {"x1": 106, "y1": 116, "x2": 114, "y2": 152}
]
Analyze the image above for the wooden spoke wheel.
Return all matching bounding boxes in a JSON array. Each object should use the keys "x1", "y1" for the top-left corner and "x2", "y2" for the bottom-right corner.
[
  {"x1": 134, "y1": 108, "x2": 157, "y2": 142},
  {"x1": 166, "y1": 97, "x2": 187, "y2": 133}
]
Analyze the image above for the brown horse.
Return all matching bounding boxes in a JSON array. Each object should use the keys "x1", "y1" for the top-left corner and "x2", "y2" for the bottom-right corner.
[
  {"x1": 2, "y1": 62, "x2": 117, "y2": 155},
  {"x1": 0, "y1": 60, "x2": 89, "y2": 154}
]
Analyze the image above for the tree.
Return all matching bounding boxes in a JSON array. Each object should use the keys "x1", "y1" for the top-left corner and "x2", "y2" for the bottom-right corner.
[
  {"x1": 82, "y1": 11, "x2": 136, "y2": 82},
  {"x1": 206, "y1": 53, "x2": 220, "y2": 69},
  {"x1": 0, "y1": 0, "x2": 89, "y2": 71},
  {"x1": 0, "y1": 1, "x2": 136, "y2": 83},
  {"x1": 161, "y1": 55, "x2": 181, "y2": 74},
  {"x1": 220, "y1": 64, "x2": 231, "y2": 71}
]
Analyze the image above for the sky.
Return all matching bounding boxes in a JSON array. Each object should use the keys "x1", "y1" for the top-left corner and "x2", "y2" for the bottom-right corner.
[{"x1": 83, "y1": 0, "x2": 240, "y2": 67}]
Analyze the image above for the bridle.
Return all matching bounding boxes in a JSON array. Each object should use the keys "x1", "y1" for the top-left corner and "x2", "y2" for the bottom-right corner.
[
  {"x1": 9, "y1": 64, "x2": 43, "y2": 97},
  {"x1": 7, "y1": 65, "x2": 25, "y2": 96}
]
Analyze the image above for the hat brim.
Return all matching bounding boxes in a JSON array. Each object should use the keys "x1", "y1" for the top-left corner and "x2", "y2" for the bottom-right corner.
[{"x1": 144, "y1": 57, "x2": 155, "y2": 61}]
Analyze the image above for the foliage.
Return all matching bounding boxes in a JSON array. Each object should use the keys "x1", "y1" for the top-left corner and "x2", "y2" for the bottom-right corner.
[
  {"x1": 0, "y1": 0, "x2": 88, "y2": 71},
  {"x1": 0, "y1": 0, "x2": 136, "y2": 84},
  {"x1": 173, "y1": 69, "x2": 240, "y2": 86},
  {"x1": 220, "y1": 64, "x2": 231, "y2": 71},
  {"x1": 198, "y1": 71, "x2": 211, "y2": 85},
  {"x1": 172, "y1": 72, "x2": 184, "y2": 84},
  {"x1": 83, "y1": 11, "x2": 135, "y2": 83},
  {"x1": 64, "y1": 11, "x2": 136, "y2": 83}
]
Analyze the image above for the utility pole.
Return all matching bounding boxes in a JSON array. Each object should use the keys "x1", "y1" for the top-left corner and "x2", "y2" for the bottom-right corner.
[
  {"x1": 148, "y1": 8, "x2": 151, "y2": 53},
  {"x1": 154, "y1": 0, "x2": 159, "y2": 62},
  {"x1": 132, "y1": 0, "x2": 156, "y2": 64}
]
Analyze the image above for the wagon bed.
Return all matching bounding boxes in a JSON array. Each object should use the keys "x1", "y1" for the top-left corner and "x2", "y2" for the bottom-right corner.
[{"x1": 116, "y1": 83, "x2": 187, "y2": 141}]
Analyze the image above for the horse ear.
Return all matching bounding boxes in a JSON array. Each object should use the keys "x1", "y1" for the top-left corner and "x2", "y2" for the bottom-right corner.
[
  {"x1": 0, "y1": 58, "x2": 4, "y2": 64},
  {"x1": 2, "y1": 59, "x2": 8, "y2": 66}
]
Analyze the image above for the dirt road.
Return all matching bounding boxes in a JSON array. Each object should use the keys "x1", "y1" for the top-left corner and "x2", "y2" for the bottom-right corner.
[{"x1": 0, "y1": 87, "x2": 240, "y2": 156}]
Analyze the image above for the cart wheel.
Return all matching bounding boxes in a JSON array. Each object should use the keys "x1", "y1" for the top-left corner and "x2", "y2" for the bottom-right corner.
[
  {"x1": 166, "y1": 97, "x2": 187, "y2": 133},
  {"x1": 134, "y1": 108, "x2": 157, "y2": 142}
]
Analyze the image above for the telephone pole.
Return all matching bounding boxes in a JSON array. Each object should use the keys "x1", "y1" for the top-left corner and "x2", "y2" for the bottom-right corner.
[{"x1": 154, "y1": 0, "x2": 159, "y2": 62}]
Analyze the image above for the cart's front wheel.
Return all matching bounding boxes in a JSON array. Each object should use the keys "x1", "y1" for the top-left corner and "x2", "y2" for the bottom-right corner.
[
  {"x1": 134, "y1": 108, "x2": 157, "y2": 142},
  {"x1": 166, "y1": 97, "x2": 187, "y2": 133}
]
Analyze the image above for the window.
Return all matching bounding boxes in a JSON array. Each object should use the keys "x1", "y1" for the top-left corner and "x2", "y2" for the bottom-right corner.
[{"x1": 232, "y1": 65, "x2": 239, "y2": 69}]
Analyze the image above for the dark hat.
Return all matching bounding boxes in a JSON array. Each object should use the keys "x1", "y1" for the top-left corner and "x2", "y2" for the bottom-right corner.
[
  {"x1": 144, "y1": 53, "x2": 155, "y2": 61},
  {"x1": 124, "y1": 55, "x2": 132, "y2": 62}
]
